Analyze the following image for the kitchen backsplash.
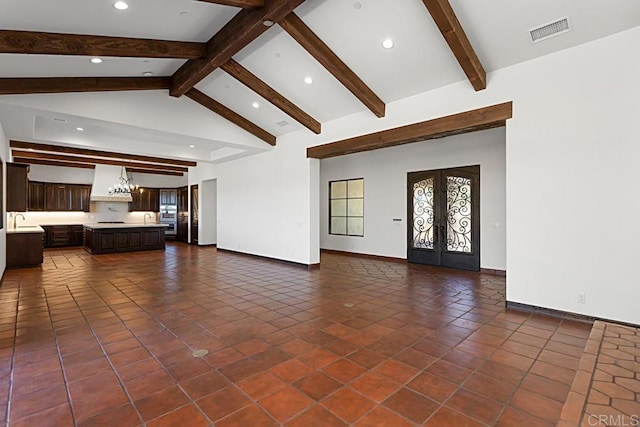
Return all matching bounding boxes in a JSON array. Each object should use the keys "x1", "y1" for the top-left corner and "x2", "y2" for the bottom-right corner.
[{"x1": 7, "y1": 202, "x2": 158, "y2": 227}]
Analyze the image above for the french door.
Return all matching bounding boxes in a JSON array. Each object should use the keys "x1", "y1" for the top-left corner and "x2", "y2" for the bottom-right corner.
[{"x1": 407, "y1": 166, "x2": 480, "y2": 271}]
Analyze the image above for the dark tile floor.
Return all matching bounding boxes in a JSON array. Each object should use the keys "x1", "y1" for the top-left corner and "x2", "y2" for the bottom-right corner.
[{"x1": 0, "y1": 244, "x2": 598, "y2": 426}]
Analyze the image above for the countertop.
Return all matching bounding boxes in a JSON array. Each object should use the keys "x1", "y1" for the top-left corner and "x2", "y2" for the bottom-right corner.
[
  {"x1": 83, "y1": 223, "x2": 170, "y2": 230},
  {"x1": 7, "y1": 225, "x2": 45, "y2": 234}
]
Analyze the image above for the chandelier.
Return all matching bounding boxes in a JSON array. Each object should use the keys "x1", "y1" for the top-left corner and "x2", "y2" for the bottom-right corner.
[{"x1": 108, "y1": 166, "x2": 139, "y2": 195}]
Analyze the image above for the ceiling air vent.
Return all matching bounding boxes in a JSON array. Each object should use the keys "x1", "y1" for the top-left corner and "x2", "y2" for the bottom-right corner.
[
  {"x1": 276, "y1": 120, "x2": 289, "y2": 127},
  {"x1": 529, "y1": 17, "x2": 570, "y2": 43}
]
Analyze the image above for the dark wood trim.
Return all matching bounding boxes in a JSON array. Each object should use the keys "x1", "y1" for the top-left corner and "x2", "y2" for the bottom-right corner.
[
  {"x1": 185, "y1": 89, "x2": 276, "y2": 146},
  {"x1": 170, "y1": 0, "x2": 305, "y2": 97},
  {"x1": 0, "y1": 30, "x2": 205, "y2": 59},
  {"x1": 320, "y1": 249, "x2": 405, "y2": 264},
  {"x1": 280, "y1": 13, "x2": 385, "y2": 118},
  {"x1": 12, "y1": 150, "x2": 189, "y2": 173},
  {"x1": 197, "y1": 0, "x2": 264, "y2": 8},
  {"x1": 0, "y1": 77, "x2": 171, "y2": 95},
  {"x1": 122, "y1": 168, "x2": 184, "y2": 177},
  {"x1": 216, "y1": 247, "x2": 318, "y2": 270},
  {"x1": 221, "y1": 59, "x2": 321, "y2": 134},
  {"x1": 307, "y1": 101, "x2": 512, "y2": 159},
  {"x1": 481, "y1": 268, "x2": 506, "y2": 277},
  {"x1": 421, "y1": 0, "x2": 486, "y2": 91},
  {"x1": 12, "y1": 157, "x2": 96, "y2": 170},
  {"x1": 10, "y1": 141, "x2": 197, "y2": 167},
  {"x1": 504, "y1": 301, "x2": 628, "y2": 326}
]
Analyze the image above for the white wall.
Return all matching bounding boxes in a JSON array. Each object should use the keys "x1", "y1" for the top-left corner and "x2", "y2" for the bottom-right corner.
[
  {"x1": 320, "y1": 128, "x2": 506, "y2": 270},
  {"x1": 210, "y1": 138, "x2": 318, "y2": 264},
  {"x1": 0, "y1": 122, "x2": 9, "y2": 278},
  {"x1": 26, "y1": 164, "x2": 187, "y2": 188}
]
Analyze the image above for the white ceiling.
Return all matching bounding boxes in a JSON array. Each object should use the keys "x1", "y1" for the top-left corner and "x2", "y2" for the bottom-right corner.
[{"x1": 0, "y1": 0, "x2": 638, "y2": 164}]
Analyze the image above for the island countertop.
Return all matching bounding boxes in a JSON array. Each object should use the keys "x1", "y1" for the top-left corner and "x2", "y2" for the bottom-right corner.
[{"x1": 83, "y1": 223, "x2": 170, "y2": 230}]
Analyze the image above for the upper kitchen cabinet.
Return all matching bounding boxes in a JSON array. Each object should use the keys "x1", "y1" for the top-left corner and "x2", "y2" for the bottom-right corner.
[
  {"x1": 7, "y1": 163, "x2": 29, "y2": 212},
  {"x1": 28, "y1": 181, "x2": 45, "y2": 211},
  {"x1": 160, "y1": 189, "x2": 177, "y2": 206},
  {"x1": 40, "y1": 182, "x2": 91, "y2": 212},
  {"x1": 44, "y1": 183, "x2": 69, "y2": 211},
  {"x1": 130, "y1": 188, "x2": 160, "y2": 212},
  {"x1": 68, "y1": 185, "x2": 91, "y2": 212}
]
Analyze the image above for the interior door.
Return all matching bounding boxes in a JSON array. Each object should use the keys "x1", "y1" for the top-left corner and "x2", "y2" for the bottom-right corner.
[
  {"x1": 407, "y1": 166, "x2": 480, "y2": 271},
  {"x1": 177, "y1": 186, "x2": 189, "y2": 243},
  {"x1": 190, "y1": 184, "x2": 199, "y2": 245}
]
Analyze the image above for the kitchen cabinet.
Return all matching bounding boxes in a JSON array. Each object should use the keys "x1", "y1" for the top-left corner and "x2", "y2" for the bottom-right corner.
[
  {"x1": 44, "y1": 183, "x2": 68, "y2": 211},
  {"x1": 7, "y1": 228, "x2": 44, "y2": 268},
  {"x1": 37, "y1": 182, "x2": 91, "y2": 212},
  {"x1": 7, "y1": 163, "x2": 29, "y2": 212},
  {"x1": 160, "y1": 189, "x2": 177, "y2": 205},
  {"x1": 28, "y1": 181, "x2": 45, "y2": 211},
  {"x1": 42, "y1": 225, "x2": 85, "y2": 248},
  {"x1": 68, "y1": 185, "x2": 91, "y2": 212},
  {"x1": 177, "y1": 186, "x2": 188, "y2": 243},
  {"x1": 130, "y1": 188, "x2": 159, "y2": 212}
]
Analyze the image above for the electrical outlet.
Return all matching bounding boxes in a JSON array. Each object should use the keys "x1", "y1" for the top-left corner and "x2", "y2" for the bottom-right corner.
[{"x1": 577, "y1": 293, "x2": 586, "y2": 304}]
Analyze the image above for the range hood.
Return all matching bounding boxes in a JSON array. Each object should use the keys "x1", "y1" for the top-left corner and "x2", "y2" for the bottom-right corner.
[{"x1": 90, "y1": 164, "x2": 133, "y2": 202}]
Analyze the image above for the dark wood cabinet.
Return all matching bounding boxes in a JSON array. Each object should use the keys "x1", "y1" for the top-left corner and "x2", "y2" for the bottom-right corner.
[
  {"x1": 7, "y1": 231, "x2": 44, "y2": 268},
  {"x1": 33, "y1": 182, "x2": 91, "y2": 212},
  {"x1": 68, "y1": 185, "x2": 91, "y2": 212},
  {"x1": 28, "y1": 181, "x2": 45, "y2": 211},
  {"x1": 84, "y1": 226, "x2": 165, "y2": 254},
  {"x1": 130, "y1": 188, "x2": 159, "y2": 212},
  {"x1": 44, "y1": 183, "x2": 68, "y2": 211},
  {"x1": 7, "y1": 163, "x2": 29, "y2": 212},
  {"x1": 177, "y1": 186, "x2": 189, "y2": 242},
  {"x1": 42, "y1": 224, "x2": 85, "y2": 248}
]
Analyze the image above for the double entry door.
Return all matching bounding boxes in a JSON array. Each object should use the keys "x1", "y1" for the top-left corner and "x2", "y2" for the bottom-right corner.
[{"x1": 407, "y1": 165, "x2": 480, "y2": 271}]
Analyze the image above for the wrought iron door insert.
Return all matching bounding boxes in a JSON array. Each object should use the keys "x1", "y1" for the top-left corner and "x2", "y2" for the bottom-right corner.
[{"x1": 407, "y1": 165, "x2": 480, "y2": 271}]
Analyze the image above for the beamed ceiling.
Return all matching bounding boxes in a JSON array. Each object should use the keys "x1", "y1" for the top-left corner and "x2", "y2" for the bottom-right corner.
[{"x1": 0, "y1": 0, "x2": 638, "y2": 165}]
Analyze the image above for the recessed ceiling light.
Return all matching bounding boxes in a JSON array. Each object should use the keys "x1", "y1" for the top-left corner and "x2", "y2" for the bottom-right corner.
[
  {"x1": 252, "y1": 102, "x2": 260, "y2": 109},
  {"x1": 304, "y1": 76, "x2": 313, "y2": 85},
  {"x1": 142, "y1": 71, "x2": 153, "y2": 77},
  {"x1": 113, "y1": 1, "x2": 128, "y2": 10},
  {"x1": 76, "y1": 127, "x2": 84, "y2": 131},
  {"x1": 90, "y1": 57, "x2": 103, "y2": 64},
  {"x1": 263, "y1": 20, "x2": 274, "y2": 27},
  {"x1": 180, "y1": 11, "x2": 189, "y2": 16},
  {"x1": 354, "y1": 2, "x2": 362, "y2": 9},
  {"x1": 189, "y1": 145, "x2": 196, "y2": 148},
  {"x1": 382, "y1": 39, "x2": 394, "y2": 49}
]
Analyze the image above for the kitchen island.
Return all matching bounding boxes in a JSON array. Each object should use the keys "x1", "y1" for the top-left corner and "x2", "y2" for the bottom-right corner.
[{"x1": 83, "y1": 223, "x2": 169, "y2": 254}]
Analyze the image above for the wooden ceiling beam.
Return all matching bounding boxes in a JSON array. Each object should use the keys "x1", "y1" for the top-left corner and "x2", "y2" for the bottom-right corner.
[
  {"x1": 280, "y1": 12, "x2": 385, "y2": 118},
  {"x1": 221, "y1": 59, "x2": 320, "y2": 134},
  {"x1": 0, "y1": 77, "x2": 171, "y2": 95},
  {"x1": 196, "y1": 0, "x2": 264, "y2": 8},
  {"x1": 186, "y1": 89, "x2": 276, "y2": 146},
  {"x1": 0, "y1": 30, "x2": 205, "y2": 59},
  {"x1": 13, "y1": 157, "x2": 184, "y2": 176},
  {"x1": 307, "y1": 102, "x2": 512, "y2": 159},
  {"x1": 170, "y1": 0, "x2": 305, "y2": 97},
  {"x1": 11, "y1": 150, "x2": 189, "y2": 173},
  {"x1": 12, "y1": 157, "x2": 96, "y2": 170},
  {"x1": 10, "y1": 141, "x2": 197, "y2": 167},
  {"x1": 421, "y1": 0, "x2": 486, "y2": 91}
]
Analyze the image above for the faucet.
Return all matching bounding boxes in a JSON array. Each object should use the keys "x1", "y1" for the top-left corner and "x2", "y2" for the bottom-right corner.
[
  {"x1": 144, "y1": 213, "x2": 153, "y2": 225},
  {"x1": 13, "y1": 213, "x2": 26, "y2": 229}
]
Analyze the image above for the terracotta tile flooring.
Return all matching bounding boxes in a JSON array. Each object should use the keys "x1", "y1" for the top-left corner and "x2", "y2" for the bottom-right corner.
[{"x1": 0, "y1": 244, "x2": 632, "y2": 426}]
